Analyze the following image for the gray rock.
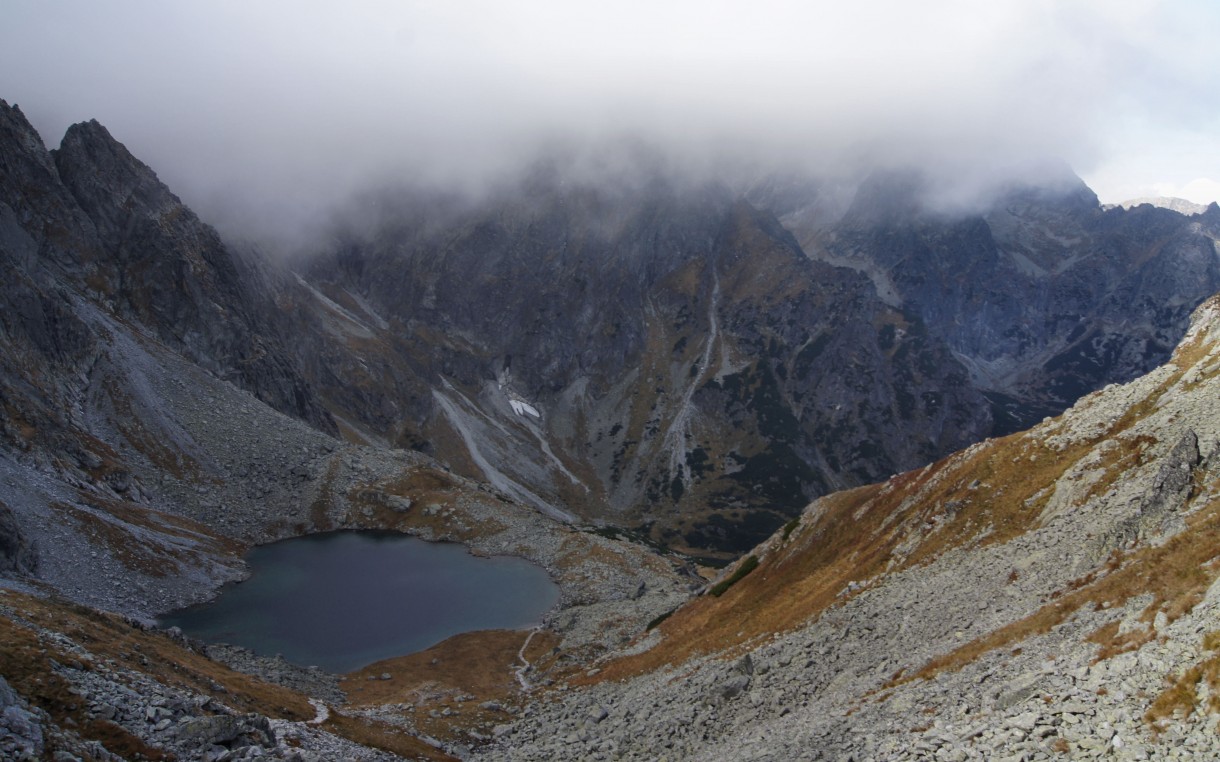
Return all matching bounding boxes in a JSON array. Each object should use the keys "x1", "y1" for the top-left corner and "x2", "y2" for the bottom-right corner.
[
  {"x1": 178, "y1": 713, "x2": 275, "y2": 750},
  {"x1": 0, "y1": 677, "x2": 44, "y2": 758},
  {"x1": 718, "y1": 675, "x2": 751, "y2": 702}
]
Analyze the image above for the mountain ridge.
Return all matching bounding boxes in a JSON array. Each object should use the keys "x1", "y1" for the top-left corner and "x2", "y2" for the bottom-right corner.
[{"x1": 286, "y1": 154, "x2": 1220, "y2": 556}]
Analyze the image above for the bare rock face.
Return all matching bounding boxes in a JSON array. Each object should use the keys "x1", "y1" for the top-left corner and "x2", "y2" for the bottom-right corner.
[
  {"x1": 791, "y1": 169, "x2": 1220, "y2": 432},
  {"x1": 0, "y1": 100, "x2": 333, "y2": 450},
  {"x1": 0, "y1": 98, "x2": 345, "y2": 619},
  {"x1": 48, "y1": 118, "x2": 335, "y2": 434},
  {"x1": 297, "y1": 174, "x2": 991, "y2": 554},
  {"x1": 6, "y1": 96, "x2": 1218, "y2": 561},
  {"x1": 474, "y1": 292, "x2": 1220, "y2": 762}
]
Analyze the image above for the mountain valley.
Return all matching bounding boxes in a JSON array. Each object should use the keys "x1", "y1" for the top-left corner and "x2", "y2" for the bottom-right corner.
[{"x1": 3, "y1": 99, "x2": 1220, "y2": 760}]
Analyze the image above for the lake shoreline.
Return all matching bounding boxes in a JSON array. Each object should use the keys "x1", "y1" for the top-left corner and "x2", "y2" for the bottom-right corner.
[{"x1": 158, "y1": 530, "x2": 560, "y2": 673}]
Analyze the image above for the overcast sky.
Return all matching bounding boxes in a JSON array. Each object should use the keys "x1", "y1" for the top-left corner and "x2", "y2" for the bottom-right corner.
[{"x1": 2, "y1": 0, "x2": 1218, "y2": 241}]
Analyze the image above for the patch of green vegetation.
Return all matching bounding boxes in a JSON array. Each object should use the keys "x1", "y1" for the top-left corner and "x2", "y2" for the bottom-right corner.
[
  {"x1": 685, "y1": 553, "x2": 730, "y2": 569},
  {"x1": 588, "y1": 525, "x2": 628, "y2": 541},
  {"x1": 709, "y1": 555, "x2": 759, "y2": 597},
  {"x1": 586, "y1": 523, "x2": 672, "y2": 554},
  {"x1": 646, "y1": 607, "x2": 678, "y2": 631},
  {"x1": 781, "y1": 517, "x2": 800, "y2": 541},
  {"x1": 727, "y1": 442, "x2": 815, "y2": 508},
  {"x1": 669, "y1": 475, "x2": 685, "y2": 502},
  {"x1": 686, "y1": 447, "x2": 713, "y2": 479}
]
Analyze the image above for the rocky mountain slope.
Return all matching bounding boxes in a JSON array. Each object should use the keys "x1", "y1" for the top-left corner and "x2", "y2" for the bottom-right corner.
[
  {"x1": 293, "y1": 174, "x2": 990, "y2": 557},
  {"x1": 479, "y1": 292, "x2": 1220, "y2": 761},
  {"x1": 765, "y1": 169, "x2": 1220, "y2": 429},
  {"x1": 292, "y1": 158, "x2": 1220, "y2": 557}
]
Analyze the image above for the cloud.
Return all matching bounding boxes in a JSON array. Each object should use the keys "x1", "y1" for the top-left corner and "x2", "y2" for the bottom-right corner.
[{"x1": 1, "y1": 0, "x2": 1217, "y2": 242}]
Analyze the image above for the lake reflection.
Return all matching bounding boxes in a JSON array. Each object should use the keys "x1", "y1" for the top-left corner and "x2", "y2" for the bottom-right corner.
[{"x1": 160, "y1": 531, "x2": 559, "y2": 673}]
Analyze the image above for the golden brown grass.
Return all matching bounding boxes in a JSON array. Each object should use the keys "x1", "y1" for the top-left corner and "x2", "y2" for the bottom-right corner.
[
  {"x1": 1086, "y1": 620, "x2": 1156, "y2": 664},
  {"x1": 0, "y1": 612, "x2": 170, "y2": 760},
  {"x1": 0, "y1": 588, "x2": 320, "y2": 758},
  {"x1": 1145, "y1": 630, "x2": 1220, "y2": 726},
  {"x1": 340, "y1": 628, "x2": 559, "y2": 752},
  {"x1": 0, "y1": 588, "x2": 478, "y2": 759},
  {"x1": 322, "y1": 712, "x2": 459, "y2": 761},
  {"x1": 341, "y1": 466, "x2": 510, "y2": 541},
  {"x1": 2, "y1": 590, "x2": 314, "y2": 720},
  {"x1": 343, "y1": 628, "x2": 554, "y2": 706},
  {"x1": 591, "y1": 417, "x2": 1098, "y2": 680}
]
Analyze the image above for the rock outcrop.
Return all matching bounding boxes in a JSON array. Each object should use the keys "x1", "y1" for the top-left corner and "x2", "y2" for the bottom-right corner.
[
  {"x1": 0, "y1": 500, "x2": 37, "y2": 575},
  {"x1": 793, "y1": 169, "x2": 1220, "y2": 431}
]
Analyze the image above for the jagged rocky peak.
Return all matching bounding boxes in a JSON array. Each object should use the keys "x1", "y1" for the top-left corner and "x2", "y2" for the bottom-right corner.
[
  {"x1": 294, "y1": 164, "x2": 996, "y2": 555},
  {"x1": 0, "y1": 100, "x2": 56, "y2": 176},
  {"x1": 11, "y1": 101, "x2": 1215, "y2": 558},
  {"x1": 52, "y1": 118, "x2": 190, "y2": 249},
  {"x1": 0, "y1": 100, "x2": 102, "y2": 271},
  {"x1": 7, "y1": 97, "x2": 1220, "y2": 759},
  {"x1": 0, "y1": 102, "x2": 335, "y2": 436},
  {"x1": 280, "y1": 150, "x2": 1220, "y2": 555}
]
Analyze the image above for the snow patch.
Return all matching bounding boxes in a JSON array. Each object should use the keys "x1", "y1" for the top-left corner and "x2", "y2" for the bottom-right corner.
[
  {"x1": 510, "y1": 399, "x2": 540, "y2": 418},
  {"x1": 433, "y1": 383, "x2": 576, "y2": 523}
]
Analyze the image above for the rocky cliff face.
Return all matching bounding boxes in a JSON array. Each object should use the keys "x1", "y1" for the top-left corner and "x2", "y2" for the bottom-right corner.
[
  {"x1": 0, "y1": 102, "x2": 334, "y2": 439},
  {"x1": 295, "y1": 169, "x2": 993, "y2": 555},
  {"x1": 293, "y1": 162, "x2": 1220, "y2": 556},
  {"x1": 791, "y1": 170, "x2": 1220, "y2": 431},
  {"x1": 6, "y1": 101, "x2": 1220, "y2": 760},
  {"x1": 0, "y1": 102, "x2": 692, "y2": 761}
]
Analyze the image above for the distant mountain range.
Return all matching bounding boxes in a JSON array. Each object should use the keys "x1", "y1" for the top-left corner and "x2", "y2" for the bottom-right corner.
[{"x1": 1113, "y1": 196, "x2": 1214, "y2": 215}]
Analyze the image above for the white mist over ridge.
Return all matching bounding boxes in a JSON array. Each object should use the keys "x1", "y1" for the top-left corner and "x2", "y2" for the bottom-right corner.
[{"x1": 2, "y1": 0, "x2": 1218, "y2": 245}]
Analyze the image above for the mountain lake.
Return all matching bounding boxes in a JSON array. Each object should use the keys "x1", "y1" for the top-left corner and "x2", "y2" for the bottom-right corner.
[{"x1": 159, "y1": 531, "x2": 560, "y2": 673}]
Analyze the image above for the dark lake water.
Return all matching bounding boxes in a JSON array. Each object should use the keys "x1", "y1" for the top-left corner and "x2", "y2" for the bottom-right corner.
[{"x1": 159, "y1": 531, "x2": 559, "y2": 673}]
